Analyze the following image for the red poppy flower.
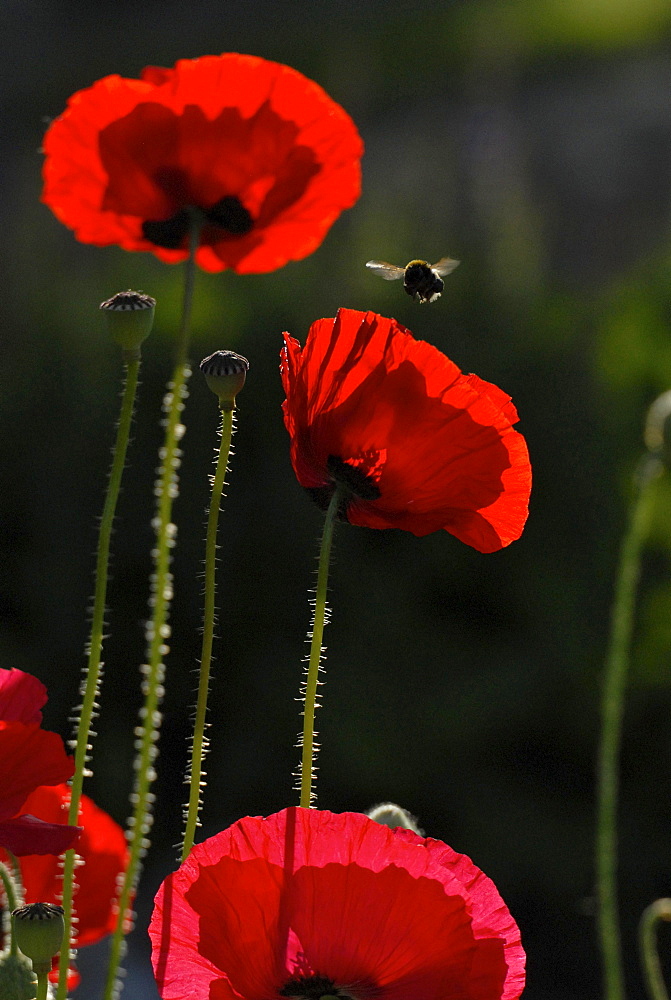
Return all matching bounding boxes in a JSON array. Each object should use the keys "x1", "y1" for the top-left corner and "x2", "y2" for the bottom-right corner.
[
  {"x1": 280, "y1": 309, "x2": 531, "y2": 552},
  {"x1": 149, "y1": 807, "x2": 525, "y2": 1000},
  {"x1": 42, "y1": 53, "x2": 363, "y2": 273},
  {"x1": 7, "y1": 783, "x2": 129, "y2": 947},
  {"x1": 0, "y1": 669, "x2": 78, "y2": 856}
]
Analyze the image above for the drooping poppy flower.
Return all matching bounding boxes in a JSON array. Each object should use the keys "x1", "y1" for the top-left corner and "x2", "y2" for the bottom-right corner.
[
  {"x1": 280, "y1": 309, "x2": 531, "y2": 552},
  {"x1": 0, "y1": 669, "x2": 79, "y2": 856},
  {"x1": 150, "y1": 807, "x2": 525, "y2": 1000},
  {"x1": 6, "y1": 783, "x2": 129, "y2": 947},
  {"x1": 42, "y1": 53, "x2": 363, "y2": 274}
]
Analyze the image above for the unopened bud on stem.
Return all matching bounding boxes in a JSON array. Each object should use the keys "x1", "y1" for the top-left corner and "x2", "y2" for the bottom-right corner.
[
  {"x1": 200, "y1": 351, "x2": 249, "y2": 411},
  {"x1": 100, "y1": 290, "x2": 156, "y2": 360},
  {"x1": 366, "y1": 802, "x2": 423, "y2": 835}
]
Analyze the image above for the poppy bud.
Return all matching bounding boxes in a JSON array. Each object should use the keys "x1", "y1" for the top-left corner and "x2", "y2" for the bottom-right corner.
[
  {"x1": 0, "y1": 950, "x2": 36, "y2": 1000},
  {"x1": 645, "y1": 390, "x2": 671, "y2": 469},
  {"x1": 200, "y1": 351, "x2": 249, "y2": 411},
  {"x1": 366, "y1": 802, "x2": 423, "y2": 835},
  {"x1": 100, "y1": 290, "x2": 156, "y2": 360},
  {"x1": 12, "y1": 902, "x2": 65, "y2": 976}
]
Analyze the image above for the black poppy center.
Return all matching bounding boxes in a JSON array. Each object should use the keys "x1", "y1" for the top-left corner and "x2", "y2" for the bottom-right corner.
[
  {"x1": 280, "y1": 974, "x2": 344, "y2": 1000},
  {"x1": 142, "y1": 196, "x2": 253, "y2": 249},
  {"x1": 305, "y1": 456, "x2": 382, "y2": 520}
]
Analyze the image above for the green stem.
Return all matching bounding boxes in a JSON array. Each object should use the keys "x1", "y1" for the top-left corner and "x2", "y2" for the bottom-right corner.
[
  {"x1": 639, "y1": 899, "x2": 671, "y2": 1000},
  {"x1": 35, "y1": 972, "x2": 48, "y2": 1000},
  {"x1": 299, "y1": 487, "x2": 342, "y2": 809},
  {"x1": 596, "y1": 455, "x2": 662, "y2": 1000},
  {"x1": 55, "y1": 358, "x2": 141, "y2": 1000},
  {"x1": 103, "y1": 239, "x2": 198, "y2": 1000},
  {"x1": 181, "y1": 407, "x2": 235, "y2": 861},
  {"x1": 0, "y1": 860, "x2": 20, "y2": 955}
]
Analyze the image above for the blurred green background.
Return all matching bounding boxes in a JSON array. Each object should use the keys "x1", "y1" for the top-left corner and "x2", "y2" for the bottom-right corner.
[{"x1": 3, "y1": 0, "x2": 671, "y2": 996}]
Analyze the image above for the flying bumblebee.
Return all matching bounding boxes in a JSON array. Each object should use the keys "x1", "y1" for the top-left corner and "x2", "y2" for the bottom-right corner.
[{"x1": 365, "y1": 257, "x2": 460, "y2": 303}]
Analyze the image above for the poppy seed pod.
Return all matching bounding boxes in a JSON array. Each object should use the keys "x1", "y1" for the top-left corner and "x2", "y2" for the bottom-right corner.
[
  {"x1": 12, "y1": 902, "x2": 64, "y2": 975},
  {"x1": 200, "y1": 351, "x2": 249, "y2": 410},
  {"x1": 100, "y1": 290, "x2": 156, "y2": 359}
]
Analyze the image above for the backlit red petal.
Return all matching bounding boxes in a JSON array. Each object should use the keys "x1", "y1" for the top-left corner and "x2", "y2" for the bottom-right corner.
[
  {"x1": 281, "y1": 309, "x2": 531, "y2": 550},
  {"x1": 150, "y1": 809, "x2": 524, "y2": 1000},
  {"x1": 0, "y1": 722, "x2": 74, "y2": 822},
  {"x1": 42, "y1": 54, "x2": 362, "y2": 274},
  {"x1": 0, "y1": 668, "x2": 47, "y2": 724},
  {"x1": 14, "y1": 784, "x2": 129, "y2": 947}
]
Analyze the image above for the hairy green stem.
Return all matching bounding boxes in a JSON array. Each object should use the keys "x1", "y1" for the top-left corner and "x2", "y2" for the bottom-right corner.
[
  {"x1": 596, "y1": 455, "x2": 661, "y2": 1000},
  {"x1": 299, "y1": 487, "x2": 342, "y2": 809},
  {"x1": 181, "y1": 407, "x2": 235, "y2": 861},
  {"x1": 0, "y1": 860, "x2": 20, "y2": 955},
  {"x1": 55, "y1": 357, "x2": 140, "y2": 1000},
  {"x1": 639, "y1": 898, "x2": 671, "y2": 1000},
  {"x1": 103, "y1": 234, "x2": 198, "y2": 1000}
]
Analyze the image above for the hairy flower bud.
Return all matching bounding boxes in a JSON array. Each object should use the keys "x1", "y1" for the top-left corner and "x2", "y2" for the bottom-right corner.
[
  {"x1": 100, "y1": 290, "x2": 156, "y2": 360},
  {"x1": 12, "y1": 902, "x2": 65, "y2": 976},
  {"x1": 0, "y1": 950, "x2": 36, "y2": 1000},
  {"x1": 366, "y1": 801, "x2": 423, "y2": 835},
  {"x1": 200, "y1": 351, "x2": 249, "y2": 411}
]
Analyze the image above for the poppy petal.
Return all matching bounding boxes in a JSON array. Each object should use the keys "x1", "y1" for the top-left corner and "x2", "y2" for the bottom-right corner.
[
  {"x1": 11, "y1": 784, "x2": 130, "y2": 947},
  {"x1": 281, "y1": 310, "x2": 531, "y2": 551},
  {"x1": 0, "y1": 722, "x2": 74, "y2": 822},
  {"x1": 0, "y1": 668, "x2": 47, "y2": 725},
  {"x1": 150, "y1": 808, "x2": 525, "y2": 1000},
  {"x1": 42, "y1": 54, "x2": 363, "y2": 274},
  {"x1": 0, "y1": 814, "x2": 81, "y2": 856}
]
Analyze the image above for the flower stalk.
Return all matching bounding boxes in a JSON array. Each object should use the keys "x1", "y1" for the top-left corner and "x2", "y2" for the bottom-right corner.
[
  {"x1": 299, "y1": 486, "x2": 342, "y2": 808},
  {"x1": 56, "y1": 317, "x2": 146, "y2": 1000},
  {"x1": 181, "y1": 350, "x2": 247, "y2": 861},
  {"x1": 596, "y1": 454, "x2": 662, "y2": 1000},
  {"x1": 639, "y1": 898, "x2": 671, "y2": 1000},
  {"x1": 104, "y1": 233, "x2": 198, "y2": 1000},
  {"x1": 0, "y1": 860, "x2": 21, "y2": 955}
]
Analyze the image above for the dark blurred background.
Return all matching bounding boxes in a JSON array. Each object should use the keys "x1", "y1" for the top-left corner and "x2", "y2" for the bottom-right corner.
[{"x1": 3, "y1": 0, "x2": 671, "y2": 996}]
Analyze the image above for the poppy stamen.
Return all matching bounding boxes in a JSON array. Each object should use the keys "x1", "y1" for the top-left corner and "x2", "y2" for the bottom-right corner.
[
  {"x1": 142, "y1": 210, "x2": 192, "y2": 249},
  {"x1": 206, "y1": 195, "x2": 254, "y2": 235},
  {"x1": 327, "y1": 456, "x2": 382, "y2": 501},
  {"x1": 304, "y1": 456, "x2": 381, "y2": 519},
  {"x1": 280, "y1": 974, "x2": 346, "y2": 1000}
]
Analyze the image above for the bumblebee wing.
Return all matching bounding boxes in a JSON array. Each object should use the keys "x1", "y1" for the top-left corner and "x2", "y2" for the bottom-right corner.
[
  {"x1": 366, "y1": 260, "x2": 405, "y2": 281},
  {"x1": 431, "y1": 257, "x2": 460, "y2": 276}
]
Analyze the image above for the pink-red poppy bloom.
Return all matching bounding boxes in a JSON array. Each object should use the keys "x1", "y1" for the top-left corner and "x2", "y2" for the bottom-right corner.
[
  {"x1": 0, "y1": 669, "x2": 79, "y2": 855},
  {"x1": 149, "y1": 807, "x2": 525, "y2": 1000},
  {"x1": 280, "y1": 309, "x2": 531, "y2": 552},
  {"x1": 42, "y1": 53, "x2": 363, "y2": 274}
]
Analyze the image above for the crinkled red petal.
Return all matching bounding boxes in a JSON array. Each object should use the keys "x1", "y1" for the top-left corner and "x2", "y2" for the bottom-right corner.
[
  {"x1": 42, "y1": 53, "x2": 362, "y2": 274},
  {"x1": 280, "y1": 310, "x2": 531, "y2": 551},
  {"x1": 150, "y1": 808, "x2": 525, "y2": 1000},
  {"x1": 0, "y1": 668, "x2": 47, "y2": 724},
  {"x1": 10, "y1": 784, "x2": 129, "y2": 947},
  {"x1": 0, "y1": 722, "x2": 74, "y2": 822}
]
